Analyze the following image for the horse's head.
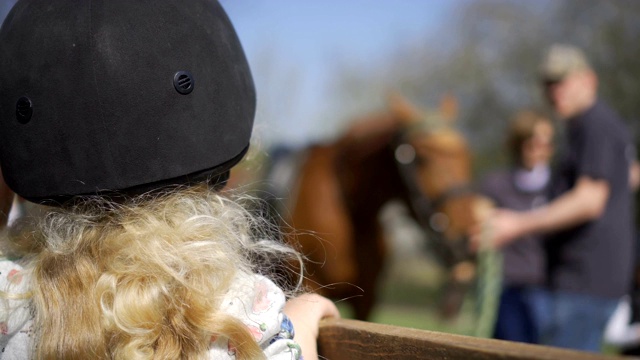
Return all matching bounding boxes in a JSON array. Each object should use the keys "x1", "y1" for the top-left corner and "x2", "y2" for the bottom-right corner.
[
  {"x1": 388, "y1": 93, "x2": 480, "y2": 267},
  {"x1": 335, "y1": 92, "x2": 483, "y2": 276},
  {"x1": 286, "y1": 93, "x2": 487, "y2": 320}
]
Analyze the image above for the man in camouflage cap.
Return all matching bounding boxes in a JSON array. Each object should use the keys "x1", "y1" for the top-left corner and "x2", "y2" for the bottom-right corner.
[{"x1": 475, "y1": 43, "x2": 638, "y2": 352}]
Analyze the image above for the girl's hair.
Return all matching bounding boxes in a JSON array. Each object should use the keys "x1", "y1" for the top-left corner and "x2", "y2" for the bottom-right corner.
[
  {"x1": 506, "y1": 110, "x2": 552, "y2": 165},
  {"x1": 4, "y1": 184, "x2": 302, "y2": 359}
]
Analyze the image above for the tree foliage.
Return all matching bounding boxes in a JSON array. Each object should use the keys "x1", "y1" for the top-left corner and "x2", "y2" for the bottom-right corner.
[{"x1": 328, "y1": 0, "x2": 640, "y2": 176}]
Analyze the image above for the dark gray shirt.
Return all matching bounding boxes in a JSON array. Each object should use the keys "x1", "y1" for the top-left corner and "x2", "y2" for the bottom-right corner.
[
  {"x1": 547, "y1": 100, "x2": 635, "y2": 299},
  {"x1": 480, "y1": 169, "x2": 548, "y2": 286}
]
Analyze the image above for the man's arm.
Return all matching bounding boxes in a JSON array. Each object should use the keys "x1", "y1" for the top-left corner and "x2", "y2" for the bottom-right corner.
[
  {"x1": 474, "y1": 175, "x2": 609, "y2": 248},
  {"x1": 630, "y1": 160, "x2": 640, "y2": 192}
]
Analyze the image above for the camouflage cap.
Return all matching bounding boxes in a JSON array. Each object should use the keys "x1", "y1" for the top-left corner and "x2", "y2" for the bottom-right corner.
[{"x1": 539, "y1": 44, "x2": 591, "y2": 82}]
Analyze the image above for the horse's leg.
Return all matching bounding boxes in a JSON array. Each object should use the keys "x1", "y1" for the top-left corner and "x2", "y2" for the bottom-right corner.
[{"x1": 350, "y1": 220, "x2": 386, "y2": 321}]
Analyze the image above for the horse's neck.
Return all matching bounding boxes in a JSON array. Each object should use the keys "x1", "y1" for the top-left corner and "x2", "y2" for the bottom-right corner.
[{"x1": 334, "y1": 132, "x2": 405, "y2": 222}]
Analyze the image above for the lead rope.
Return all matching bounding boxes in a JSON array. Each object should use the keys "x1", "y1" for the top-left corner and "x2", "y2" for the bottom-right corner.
[{"x1": 473, "y1": 201, "x2": 503, "y2": 338}]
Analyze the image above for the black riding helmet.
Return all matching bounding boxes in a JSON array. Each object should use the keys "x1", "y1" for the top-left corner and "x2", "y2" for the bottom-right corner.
[{"x1": 0, "y1": 0, "x2": 255, "y2": 204}]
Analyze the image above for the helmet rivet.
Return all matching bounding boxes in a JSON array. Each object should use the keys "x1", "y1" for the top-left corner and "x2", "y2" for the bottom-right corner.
[
  {"x1": 16, "y1": 97, "x2": 33, "y2": 124},
  {"x1": 173, "y1": 71, "x2": 194, "y2": 95}
]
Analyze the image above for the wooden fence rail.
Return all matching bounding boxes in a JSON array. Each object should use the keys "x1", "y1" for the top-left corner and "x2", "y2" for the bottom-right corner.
[{"x1": 318, "y1": 318, "x2": 635, "y2": 360}]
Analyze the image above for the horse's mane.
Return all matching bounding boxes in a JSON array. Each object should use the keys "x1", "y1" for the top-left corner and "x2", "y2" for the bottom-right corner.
[
  {"x1": 336, "y1": 113, "x2": 399, "y2": 161},
  {"x1": 334, "y1": 93, "x2": 461, "y2": 160}
]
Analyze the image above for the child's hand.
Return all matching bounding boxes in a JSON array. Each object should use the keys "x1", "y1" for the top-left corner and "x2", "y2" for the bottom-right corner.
[
  {"x1": 283, "y1": 293, "x2": 340, "y2": 359},
  {"x1": 284, "y1": 293, "x2": 340, "y2": 339}
]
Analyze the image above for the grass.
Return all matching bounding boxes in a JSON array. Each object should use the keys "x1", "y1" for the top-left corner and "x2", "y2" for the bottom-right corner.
[
  {"x1": 335, "y1": 253, "x2": 623, "y2": 356},
  {"x1": 334, "y1": 253, "x2": 480, "y2": 337}
]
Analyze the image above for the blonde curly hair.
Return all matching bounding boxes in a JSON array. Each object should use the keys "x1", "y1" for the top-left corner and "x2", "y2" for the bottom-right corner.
[{"x1": 3, "y1": 184, "x2": 301, "y2": 359}]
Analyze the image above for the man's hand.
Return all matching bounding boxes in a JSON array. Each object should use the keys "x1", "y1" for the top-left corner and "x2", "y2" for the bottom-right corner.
[{"x1": 469, "y1": 208, "x2": 526, "y2": 251}]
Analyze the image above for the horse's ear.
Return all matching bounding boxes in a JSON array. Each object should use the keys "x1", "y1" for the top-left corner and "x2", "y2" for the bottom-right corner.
[
  {"x1": 440, "y1": 93, "x2": 458, "y2": 123},
  {"x1": 387, "y1": 91, "x2": 421, "y2": 125}
]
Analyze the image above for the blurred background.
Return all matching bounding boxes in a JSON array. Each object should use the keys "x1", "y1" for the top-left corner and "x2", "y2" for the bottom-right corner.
[
  {"x1": 221, "y1": 0, "x2": 640, "y2": 339},
  {"x1": 218, "y1": 0, "x2": 640, "y2": 337},
  {"x1": 2, "y1": 0, "x2": 640, "y2": 341},
  {"x1": 219, "y1": 0, "x2": 639, "y2": 173}
]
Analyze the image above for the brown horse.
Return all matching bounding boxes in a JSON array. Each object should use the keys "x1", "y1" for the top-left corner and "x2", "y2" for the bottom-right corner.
[{"x1": 272, "y1": 94, "x2": 483, "y2": 321}]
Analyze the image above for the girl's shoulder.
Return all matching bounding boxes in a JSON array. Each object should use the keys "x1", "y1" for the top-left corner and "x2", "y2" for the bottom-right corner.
[
  {"x1": 0, "y1": 257, "x2": 29, "y2": 294},
  {"x1": 0, "y1": 257, "x2": 33, "y2": 359},
  {"x1": 208, "y1": 273, "x2": 302, "y2": 359}
]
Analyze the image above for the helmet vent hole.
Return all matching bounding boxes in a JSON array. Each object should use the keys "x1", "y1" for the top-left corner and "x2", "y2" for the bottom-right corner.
[
  {"x1": 173, "y1": 71, "x2": 194, "y2": 95},
  {"x1": 178, "y1": 75, "x2": 191, "y2": 88},
  {"x1": 16, "y1": 97, "x2": 33, "y2": 124}
]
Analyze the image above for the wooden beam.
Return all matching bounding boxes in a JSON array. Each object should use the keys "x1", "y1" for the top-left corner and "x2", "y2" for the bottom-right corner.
[{"x1": 318, "y1": 318, "x2": 626, "y2": 360}]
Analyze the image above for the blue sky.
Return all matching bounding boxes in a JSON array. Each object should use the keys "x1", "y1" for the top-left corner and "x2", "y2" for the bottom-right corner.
[
  {"x1": 220, "y1": 1, "x2": 459, "y2": 145},
  {"x1": 221, "y1": 1, "x2": 455, "y2": 67},
  {"x1": 0, "y1": 0, "x2": 16, "y2": 23}
]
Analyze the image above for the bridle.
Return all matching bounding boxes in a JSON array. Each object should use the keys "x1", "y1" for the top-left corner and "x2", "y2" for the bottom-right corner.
[
  {"x1": 392, "y1": 119, "x2": 474, "y2": 268},
  {"x1": 393, "y1": 119, "x2": 502, "y2": 336}
]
